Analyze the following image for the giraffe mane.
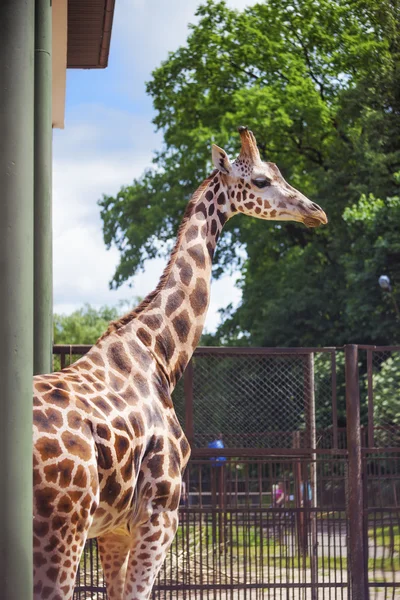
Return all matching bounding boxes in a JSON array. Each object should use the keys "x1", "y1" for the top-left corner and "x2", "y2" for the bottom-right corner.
[{"x1": 97, "y1": 170, "x2": 218, "y2": 343}]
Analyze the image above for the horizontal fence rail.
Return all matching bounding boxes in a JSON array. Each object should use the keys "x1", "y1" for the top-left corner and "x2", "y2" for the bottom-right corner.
[{"x1": 51, "y1": 344, "x2": 400, "y2": 599}]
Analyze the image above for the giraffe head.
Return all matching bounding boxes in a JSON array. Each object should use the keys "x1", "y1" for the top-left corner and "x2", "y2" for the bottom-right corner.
[{"x1": 211, "y1": 127, "x2": 327, "y2": 227}]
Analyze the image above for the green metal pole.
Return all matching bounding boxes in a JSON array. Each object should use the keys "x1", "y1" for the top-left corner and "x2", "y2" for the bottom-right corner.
[
  {"x1": 0, "y1": 1, "x2": 34, "y2": 599},
  {"x1": 34, "y1": 0, "x2": 53, "y2": 375}
]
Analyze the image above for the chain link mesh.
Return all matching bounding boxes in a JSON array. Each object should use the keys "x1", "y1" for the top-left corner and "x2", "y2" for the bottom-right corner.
[
  {"x1": 52, "y1": 345, "x2": 400, "y2": 451},
  {"x1": 371, "y1": 349, "x2": 400, "y2": 448},
  {"x1": 193, "y1": 353, "x2": 306, "y2": 448},
  {"x1": 171, "y1": 350, "x2": 341, "y2": 449}
]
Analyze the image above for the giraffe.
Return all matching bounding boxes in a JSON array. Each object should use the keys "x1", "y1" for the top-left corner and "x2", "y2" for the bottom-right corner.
[{"x1": 33, "y1": 127, "x2": 327, "y2": 600}]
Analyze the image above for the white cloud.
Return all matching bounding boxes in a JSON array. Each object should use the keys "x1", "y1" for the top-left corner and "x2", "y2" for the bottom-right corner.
[
  {"x1": 53, "y1": 0, "x2": 248, "y2": 332},
  {"x1": 112, "y1": 0, "x2": 254, "y2": 87},
  {"x1": 52, "y1": 105, "x2": 242, "y2": 332}
]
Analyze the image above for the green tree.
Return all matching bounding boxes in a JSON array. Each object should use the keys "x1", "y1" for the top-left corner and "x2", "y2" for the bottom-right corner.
[
  {"x1": 373, "y1": 352, "x2": 400, "y2": 446},
  {"x1": 53, "y1": 304, "x2": 121, "y2": 345},
  {"x1": 341, "y1": 188, "x2": 400, "y2": 342},
  {"x1": 100, "y1": 0, "x2": 400, "y2": 346}
]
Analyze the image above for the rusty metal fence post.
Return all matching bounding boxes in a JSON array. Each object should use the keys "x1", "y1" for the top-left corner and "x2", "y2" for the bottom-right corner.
[
  {"x1": 305, "y1": 353, "x2": 318, "y2": 599},
  {"x1": 345, "y1": 344, "x2": 367, "y2": 600}
]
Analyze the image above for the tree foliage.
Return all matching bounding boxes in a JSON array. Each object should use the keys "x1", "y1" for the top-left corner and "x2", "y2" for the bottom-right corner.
[
  {"x1": 100, "y1": 0, "x2": 400, "y2": 346},
  {"x1": 53, "y1": 304, "x2": 120, "y2": 345},
  {"x1": 373, "y1": 352, "x2": 400, "y2": 446}
]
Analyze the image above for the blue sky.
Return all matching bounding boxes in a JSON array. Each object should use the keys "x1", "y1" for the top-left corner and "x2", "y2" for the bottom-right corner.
[{"x1": 53, "y1": 0, "x2": 251, "y2": 331}]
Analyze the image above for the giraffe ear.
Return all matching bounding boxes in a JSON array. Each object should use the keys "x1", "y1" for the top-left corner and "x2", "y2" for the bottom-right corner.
[{"x1": 212, "y1": 144, "x2": 232, "y2": 175}]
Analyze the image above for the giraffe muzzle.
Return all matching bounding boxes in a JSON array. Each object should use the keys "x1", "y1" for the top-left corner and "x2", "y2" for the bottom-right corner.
[{"x1": 303, "y1": 212, "x2": 328, "y2": 228}]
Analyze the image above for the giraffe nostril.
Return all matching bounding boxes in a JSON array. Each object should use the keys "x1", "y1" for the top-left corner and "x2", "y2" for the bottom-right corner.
[{"x1": 311, "y1": 202, "x2": 321, "y2": 212}]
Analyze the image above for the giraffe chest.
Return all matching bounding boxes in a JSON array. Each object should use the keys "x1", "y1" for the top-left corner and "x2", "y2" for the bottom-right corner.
[
  {"x1": 33, "y1": 366, "x2": 190, "y2": 542},
  {"x1": 88, "y1": 411, "x2": 189, "y2": 538}
]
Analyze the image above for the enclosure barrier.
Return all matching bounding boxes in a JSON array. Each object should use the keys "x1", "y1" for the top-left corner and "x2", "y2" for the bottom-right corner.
[{"x1": 51, "y1": 344, "x2": 400, "y2": 599}]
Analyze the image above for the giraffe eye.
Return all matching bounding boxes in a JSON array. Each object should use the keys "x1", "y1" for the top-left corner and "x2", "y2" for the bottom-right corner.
[{"x1": 252, "y1": 177, "x2": 271, "y2": 188}]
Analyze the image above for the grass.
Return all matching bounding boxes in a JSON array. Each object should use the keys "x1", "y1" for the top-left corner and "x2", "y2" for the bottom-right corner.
[
  {"x1": 76, "y1": 520, "x2": 400, "y2": 588},
  {"x1": 368, "y1": 555, "x2": 400, "y2": 573},
  {"x1": 176, "y1": 519, "x2": 400, "y2": 574},
  {"x1": 369, "y1": 524, "x2": 400, "y2": 550}
]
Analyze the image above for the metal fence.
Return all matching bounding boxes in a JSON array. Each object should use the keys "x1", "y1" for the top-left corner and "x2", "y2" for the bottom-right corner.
[{"x1": 51, "y1": 344, "x2": 400, "y2": 599}]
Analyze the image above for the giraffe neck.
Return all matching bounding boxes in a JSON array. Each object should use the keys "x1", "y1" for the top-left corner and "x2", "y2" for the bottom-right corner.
[{"x1": 100, "y1": 170, "x2": 229, "y2": 390}]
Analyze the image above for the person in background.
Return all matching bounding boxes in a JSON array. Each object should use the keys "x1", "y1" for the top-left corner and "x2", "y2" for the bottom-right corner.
[
  {"x1": 272, "y1": 481, "x2": 285, "y2": 507},
  {"x1": 300, "y1": 480, "x2": 312, "y2": 505},
  {"x1": 208, "y1": 433, "x2": 226, "y2": 464},
  {"x1": 180, "y1": 479, "x2": 188, "y2": 507}
]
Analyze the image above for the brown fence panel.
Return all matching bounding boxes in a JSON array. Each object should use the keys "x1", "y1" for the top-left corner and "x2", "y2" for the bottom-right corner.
[
  {"x1": 184, "y1": 347, "x2": 340, "y2": 451},
  {"x1": 364, "y1": 451, "x2": 400, "y2": 600},
  {"x1": 358, "y1": 346, "x2": 400, "y2": 449},
  {"x1": 358, "y1": 346, "x2": 400, "y2": 599},
  {"x1": 51, "y1": 344, "x2": 400, "y2": 599},
  {"x1": 73, "y1": 455, "x2": 349, "y2": 600}
]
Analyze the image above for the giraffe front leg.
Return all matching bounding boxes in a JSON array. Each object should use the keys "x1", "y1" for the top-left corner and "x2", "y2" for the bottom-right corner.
[
  {"x1": 98, "y1": 531, "x2": 131, "y2": 600},
  {"x1": 33, "y1": 517, "x2": 91, "y2": 600},
  {"x1": 123, "y1": 508, "x2": 179, "y2": 599}
]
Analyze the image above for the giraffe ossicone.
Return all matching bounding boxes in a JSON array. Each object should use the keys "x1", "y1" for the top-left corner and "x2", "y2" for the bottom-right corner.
[{"x1": 33, "y1": 128, "x2": 327, "y2": 599}]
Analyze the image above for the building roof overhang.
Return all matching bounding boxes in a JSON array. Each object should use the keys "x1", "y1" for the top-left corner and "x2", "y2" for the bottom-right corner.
[
  {"x1": 52, "y1": 0, "x2": 116, "y2": 128},
  {"x1": 67, "y1": 0, "x2": 116, "y2": 69}
]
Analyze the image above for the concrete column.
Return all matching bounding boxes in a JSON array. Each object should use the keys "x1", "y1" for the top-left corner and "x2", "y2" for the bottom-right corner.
[
  {"x1": 0, "y1": 0, "x2": 35, "y2": 598},
  {"x1": 34, "y1": 0, "x2": 53, "y2": 374}
]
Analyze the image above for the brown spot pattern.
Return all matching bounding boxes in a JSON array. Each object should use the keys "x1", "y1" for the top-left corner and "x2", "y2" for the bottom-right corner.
[
  {"x1": 115, "y1": 434, "x2": 130, "y2": 462},
  {"x1": 36, "y1": 437, "x2": 63, "y2": 461},
  {"x1": 90, "y1": 351, "x2": 105, "y2": 367},
  {"x1": 67, "y1": 411, "x2": 82, "y2": 430},
  {"x1": 177, "y1": 258, "x2": 193, "y2": 286},
  {"x1": 120, "y1": 452, "x2": 134, "y2": 481},
  {"x1": 185, "y1": 225, "x2": 198, "y2": 242},
  {"x1": 139, "y1": 314, "x2": 163, "y2": 330},
  {"x1": 189, "y1": 278, "x2": 208, "y2": 316},
  {"x1": 155, "y1": 327, "x2": 175, "y2": 363},
  {"x1": 217, "y1": 192, "x2": 225, "y2": 205},
  {"x1": 188, "y1": 244, "x2": 206, "y2": 269},
  {"x1": 73, "y1": 464, "x2": 88, "y2": 487},
  {"x1": 127, "y1": 340, "x2": 152, "y2": 370},
  {"x1": 44, "y1": 464, "x2": 59, "y2": 483},
  {"x1": 96, "y1": 442, "x2": 113, "y2": 470},
  {"x1": 61, "y1": 431, "x2": 92, "y2": 460},
  {"x1": 35, "y1": 381, "x2": 52, "y2": 393},
  {"x1": 147, "y1": 454, "x2": 164, "y2": 479},
  {"x1": 168, "y1": 440, "x2": 181, "y2": 478},
  {"x1": 33, "y1": 407, "x2": 63, "y2": 433},
  {"x1": 35, "y1": 487, "x2": 58, "y2": 518},
  {"x1": 172, "y1": 310, "x2": 190, "y2": 343},
  {"x1": 128, "y1": 412, "x2": 145, "y2": 437},
  {"x1": 97, "y1": 423, "x2": 111, "y2": 440},
  {"x1": 167, "y1": 415, "x2": 182, "y2": 439},
  {"x1": 108, "y1": 393, "x2": 125, "y2": 411},
  {"x1": 173, "y1": 350, "x2": 189, "y2": 382},
  {"x1": 137, "y1": 327, "x2": 152, "y2": 347},
  {"x1": 44, "y1": 388, "x2": 69, "y2": 408},
  {"x1": 165, "y1": 290, "x2": 185, "y2": 317},
  {"x1": 101, "y1": 471, "x2": 122, "y2": 506},
  {"x1": 92, "y1": 396, "x2": 112, "y2": 415},
  {"x1": 180, "y1": 436, "x2": 191, "y2": 458},
  {"x1": 155, "y1": 481, "x2": 171, "y2": 507},
  {"x1": 195, "y1": 202, "x2": 207, "y2": 219},
  {"x1": 134, "y1": 372, "x2": 150, "y2": 397},
  {"x1": 108, "y1": 342, "x2": 131, "y2": 375}
]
